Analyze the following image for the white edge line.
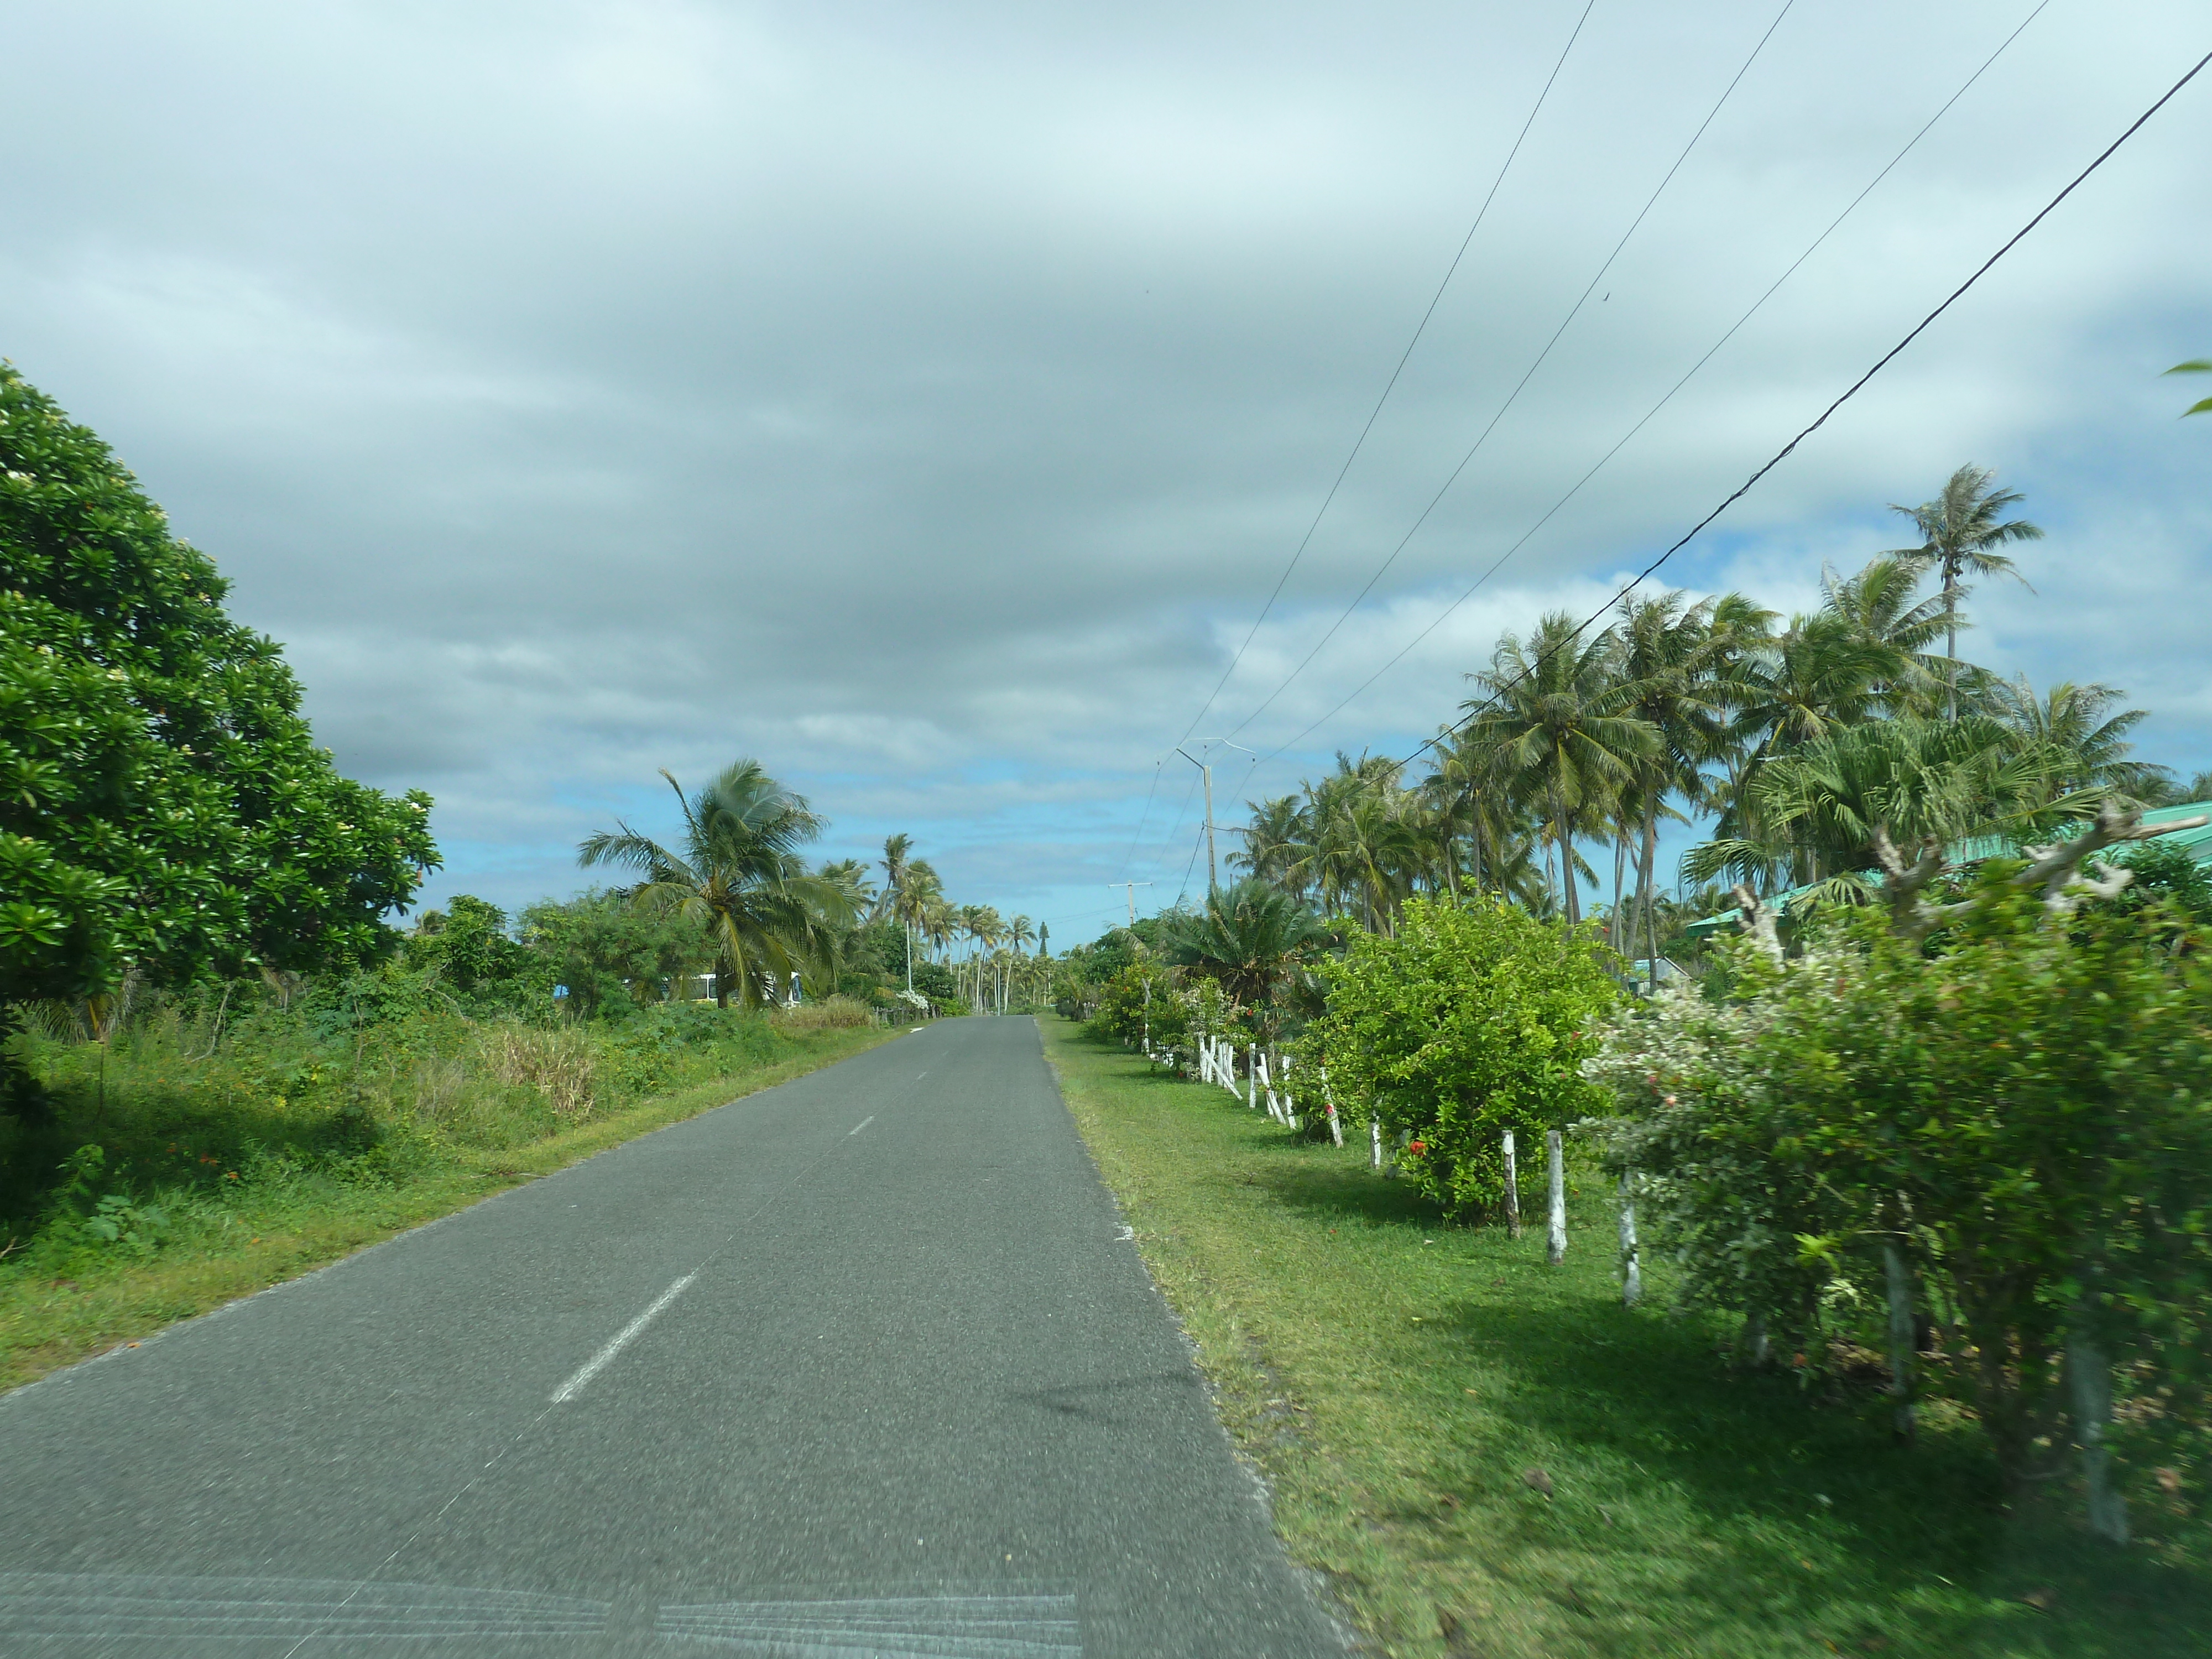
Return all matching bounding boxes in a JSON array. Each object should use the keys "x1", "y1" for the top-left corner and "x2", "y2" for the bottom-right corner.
[
  {"x1": 550, "y1": 1274, "x2": 696, "y2": 1403},
  {"x1": 848, "y1": 1117, "x2": 874, "y2": 1136}
]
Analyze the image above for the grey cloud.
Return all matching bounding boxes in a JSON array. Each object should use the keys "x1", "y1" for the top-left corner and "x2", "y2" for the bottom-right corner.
[{"x1": 4, "y1": 0, "x2": 2208, "y2": 934}]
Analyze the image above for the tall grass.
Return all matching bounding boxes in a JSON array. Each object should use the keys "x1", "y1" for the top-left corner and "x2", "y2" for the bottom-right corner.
[{"x1": 0, "y1": 985, "x2": 883, "y2": 1365}]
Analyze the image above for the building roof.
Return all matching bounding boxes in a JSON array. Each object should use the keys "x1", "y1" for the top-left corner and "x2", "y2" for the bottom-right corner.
[{"x1": 1681, "y1": 800, "x2": 2212, "y2": 940}]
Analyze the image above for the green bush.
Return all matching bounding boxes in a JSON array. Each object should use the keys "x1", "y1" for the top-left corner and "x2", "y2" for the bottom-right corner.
[
  {"x1": 1585, "y1": 877, "x2": 2212, "y2": 1518},
  {"x1": 1299, "y1": 896, "x2": 1620, "y2": 1219},
  {"x1": 1083, "y1": 960, "x2": 1182, "y2": 1050}
]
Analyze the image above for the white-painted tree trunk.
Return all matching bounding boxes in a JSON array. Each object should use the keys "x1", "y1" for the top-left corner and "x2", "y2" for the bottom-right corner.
[
  {"x1": 2068, "y1": 1331, "x2": 2130, "y2": 1544},
  {"x1": 1618, "y1": 1171, "x2": 1641, "y2": 1306},
  {"x1": 1502, "y1": 1131, "x2": 1521, "y2": 1239},
  {"x1": 1370, "y1": 1116, "x2": 1383, "y2": 1170},
  {"x1": 1883, "y1": 1241, "x2": 1917, "y2": 1442},
  {"x1": 1321, "y1": 1067, "x2": 1343, "y2": 1147},
  {"x1": 1746, "y1": 1310, "x2": 1771, "y2": 1366},
  {"x1": 1546, "y1": 1129, "x2": 1567, "y2": 1265},
  {"x1": 1246, "y1": 1045, "x2": 1256, "y2": 1110}
]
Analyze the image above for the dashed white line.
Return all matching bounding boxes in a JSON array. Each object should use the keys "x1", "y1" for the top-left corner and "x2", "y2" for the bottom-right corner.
[
  {"x1": 849, "y1": 1116, "x2": 874, "y2": 1136},
  {"x1": 550, "y1": 1275, "x2": 695, "y2": 1403}
]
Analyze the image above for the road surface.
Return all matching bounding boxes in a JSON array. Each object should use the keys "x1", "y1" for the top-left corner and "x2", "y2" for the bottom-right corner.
[{"x1": 0, "y1": 1016, "x2": 1343, "y2": 1657}]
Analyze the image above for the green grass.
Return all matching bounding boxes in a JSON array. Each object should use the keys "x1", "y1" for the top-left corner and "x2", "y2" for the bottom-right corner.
[
  {"x1": 1, "y1": 1021, "x2": 893, "y2": 1393},
  {"x1": 1040, "y1": 1017, "x2": 2210, "y2": 1659}
]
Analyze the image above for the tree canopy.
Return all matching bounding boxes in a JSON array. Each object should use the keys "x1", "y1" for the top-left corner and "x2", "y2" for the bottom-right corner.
[{"x1": 0, "y1": 365, "x2": 437, "y2": 1019}]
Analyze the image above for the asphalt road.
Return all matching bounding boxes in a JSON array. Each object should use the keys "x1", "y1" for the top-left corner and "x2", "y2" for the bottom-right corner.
[{"x1": 0, "y1": 1016, "x2": 1344, "y2": 1658}]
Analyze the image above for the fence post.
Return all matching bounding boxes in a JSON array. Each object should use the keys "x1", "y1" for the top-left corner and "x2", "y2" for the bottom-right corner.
[
  {"x1": 1503, "y1": 1131, "x2": 1522, "y2": 1239},
  {"x1": 1884, "y1": 1241, "x2": 1917, "y2": 1443},
  {"x1": 2067, "y1": 1326, "x2": 2128, "y2": 1543},
  {"x1": 1546, "y1": 1130, "x2": 1567, "y2": 1265},
  {"x1": 1619, "y1": 1171, "x2": 1641, "y2": 1306}
]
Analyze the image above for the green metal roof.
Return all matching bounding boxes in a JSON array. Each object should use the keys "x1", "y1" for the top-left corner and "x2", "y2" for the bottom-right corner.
[{"x1": 1681, "y1": 800, "x2": 2212, "y2": 940}]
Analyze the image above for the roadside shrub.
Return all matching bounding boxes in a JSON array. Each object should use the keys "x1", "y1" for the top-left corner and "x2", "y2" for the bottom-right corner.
[
  {"x1": 1584, "y1": 880, "x2": 2212, "y2": 1520},
  {"x1": 1299, "y1": 896, "x2": 1619, "y2": 1220},
  {"x1": 1084, "y1": 961, "x2": 1181, "y2": 1051}
]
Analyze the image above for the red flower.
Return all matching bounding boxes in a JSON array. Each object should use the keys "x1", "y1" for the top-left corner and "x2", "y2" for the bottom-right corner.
[{"x1": 1407, "y1": 1139, "x2": 1427, "y2": 1155}]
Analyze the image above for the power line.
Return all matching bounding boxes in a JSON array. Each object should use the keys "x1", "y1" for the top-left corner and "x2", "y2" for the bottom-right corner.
[
  {"x1": 1225, "y1": 0, "x2": 1797, "y2": 742},
  {"x1": 1391, "y1": 39, "x2": 2212, "y2": 773},
  {"x1": 1171, "y1": 0, "x2": 1599, "y2": 749},
  {"x1": 1173, "y1": 818, "x2": 1208, "y2": 908},
  {"x1": 1145, "y1": 759, "x2": 1206, "y2": 883},
  {"x1": 1253, "y1": 0, "x2": 2057, "y2": 767},
  {"x1": 1104, "y1": 757, "x2": 1164, "y2": 887}
]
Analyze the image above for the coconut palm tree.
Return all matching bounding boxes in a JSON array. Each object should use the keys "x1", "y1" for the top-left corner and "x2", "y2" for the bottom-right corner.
[
  {"x1": 1817, "y1": 555, "x2": 1953, "y2": 716},
  {"x1": 1993, "y1": 678, "x2": 2167, "y2": 802},
  {"x1": 1230, "y1": 795, "x2": 1310, "y2": 896},
  {"x1": 1460, "y1": 614, "x2": 1658, "y2": 926},
  {"x1": 578, "y1": 760, "x2": 855, "y2": 1010},
  {"x1": 1884, "y1": 465, "x2": 2042, "y2": 716},
  {"x1": 1613, "y1": 591, "x2": 1736, "y2": 977}
]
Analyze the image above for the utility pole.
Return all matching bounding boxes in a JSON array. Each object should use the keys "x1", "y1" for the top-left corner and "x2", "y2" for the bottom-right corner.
[
  {"x1": 1177, "y1": 741, "x2": 1255, "y2": 893},
  {"x1": 1107, "y1": 881, "x2": 1152, "y2": 927}
]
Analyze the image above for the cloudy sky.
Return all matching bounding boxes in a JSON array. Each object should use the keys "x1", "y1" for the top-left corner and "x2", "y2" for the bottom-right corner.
[{"x1": 7, "y1": 0, "x2": 2209, "y2": 946}]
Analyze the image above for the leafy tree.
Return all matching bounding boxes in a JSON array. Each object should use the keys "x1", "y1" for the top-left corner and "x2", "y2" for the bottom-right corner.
[
  {"x1": 1, "y1": 364, "x2": 437, "y2": 1066},
  {"x1": 1301, "y1": 896, "x2": 1620, "y2": 1219},
  {"x1": 578, "y1": 760, "x2": 853, "y2": 1009},
  {"x1": 407, "y1": 896, "x2": 538, "y2": 1002},
  {"x1": 517, "y1": 888, "x2": 704, "y2": 1019}
]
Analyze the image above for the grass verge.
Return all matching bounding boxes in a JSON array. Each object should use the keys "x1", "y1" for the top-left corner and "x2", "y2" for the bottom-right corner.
[
  {"x1": 1, "y1": 1021, "x2": 893, "y2": 1394},
  {"x1": 1040, "y1": 1016, "x2": 2209, "y2": 1659}
]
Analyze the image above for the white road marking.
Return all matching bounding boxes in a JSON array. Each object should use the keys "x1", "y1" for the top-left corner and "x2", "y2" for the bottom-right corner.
[
  {"x1": 550, "y1": 1275, "x2": 696, "y2": 1403},
  {"x1": 1115, "y1": 1226, "x2": 1135, "y2": 1241},
  {"x1": 849, "y1": 1116, "x2": 875, "y2": 1136}
]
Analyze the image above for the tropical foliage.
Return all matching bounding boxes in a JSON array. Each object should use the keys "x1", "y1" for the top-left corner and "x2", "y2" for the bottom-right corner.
[{"x1": 0, "y1": 366, "x2": 437, "y2": 1079}]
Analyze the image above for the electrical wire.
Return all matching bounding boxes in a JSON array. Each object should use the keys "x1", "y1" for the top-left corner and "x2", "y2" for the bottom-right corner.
[
  {"x1": 1386, "y1": 40, "x2": 2212, "y2": 772},
  {"x1": 1145, "y1": 760, "x2": 1207, "y2": 885},
  {"x1": 1225, "y1": 0, "x2": 1798, "y2": 742},
  {"x1": 1252, "y1": 0, "x2": 2060, "y2": 767},
  {"x1": 1171, "y1": 0, "x2": 1599, "y2": 749},
  {"x1": 1104, "y1": 757, "x2": 1165, "y2": 887}
]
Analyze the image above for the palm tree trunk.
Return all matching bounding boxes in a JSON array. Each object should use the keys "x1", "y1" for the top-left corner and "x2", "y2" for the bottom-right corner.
[
  {"x1": 1611, "y1": 831, "x2": 1627, "y2": 951},
  {"x1": 1944, "y1": 561, "x2": 1959, "y2": 720},
  {"x1": 1556, "y1": 803, "x2": 1578, "y2": 927},
  {"x1": 1639, "y1": 800, "x2": 1662, "y2": 993}
]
